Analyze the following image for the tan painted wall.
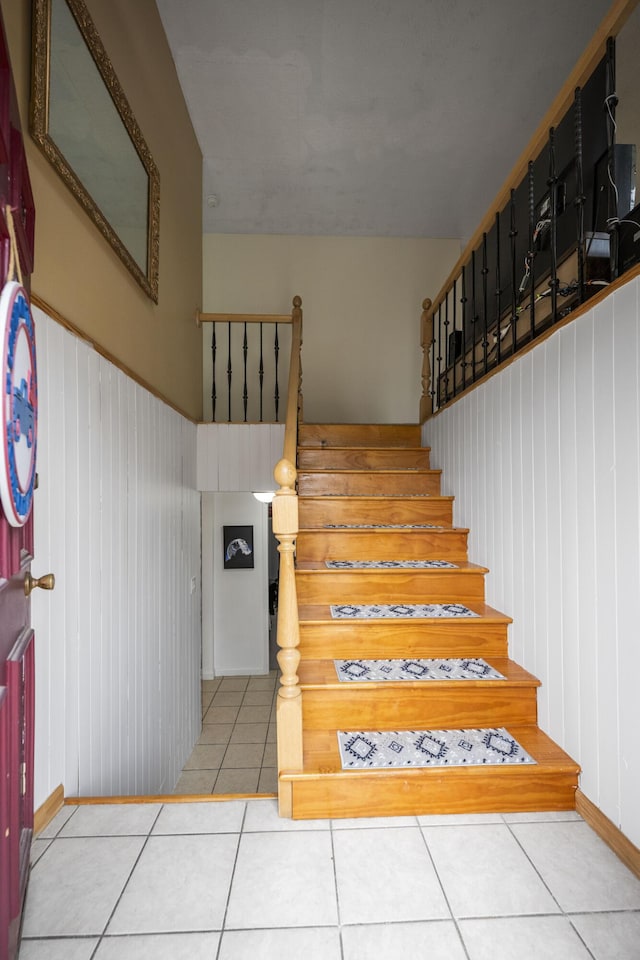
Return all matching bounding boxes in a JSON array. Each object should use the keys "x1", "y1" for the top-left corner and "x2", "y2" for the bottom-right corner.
[
  {"x1": 203, "y1": 234, "x2": 460, "y2": 424},
  {"x1": 2, "y1": 0, "x2": 203, "y2": 419}
]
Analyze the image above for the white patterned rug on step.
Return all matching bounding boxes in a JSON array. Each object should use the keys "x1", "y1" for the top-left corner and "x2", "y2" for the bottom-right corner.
[
  {"x1": 330, "y1": 603, "x2": 479, "y2": 619},
  {"x1": 334, "y1": 657, "x2": 505, "y2": 682},
  {"x1": 324, "y1": 523, "x2": 442, "y2": 528},
  {"x1": 337, "y1": 727, "x2": 536, "y2": 769},
  {"x1": 325, "y1": 559, "x2": 458, "y2": 569}
]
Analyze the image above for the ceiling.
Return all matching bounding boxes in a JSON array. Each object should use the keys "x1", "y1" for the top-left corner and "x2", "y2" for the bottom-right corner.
[{"x1": 155, "y1": 0, "x2": 614, "y2": 239}]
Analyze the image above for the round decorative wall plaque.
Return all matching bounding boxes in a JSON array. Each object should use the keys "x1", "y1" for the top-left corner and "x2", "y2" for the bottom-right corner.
[{"x1": 0, "y1": 280, "x2": 37, "y2": 527}]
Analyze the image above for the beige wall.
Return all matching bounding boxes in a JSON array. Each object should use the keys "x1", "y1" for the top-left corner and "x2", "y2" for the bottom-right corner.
[
  {"x1": 203, "y1": 234, "x2": 460, "y2": 423},
  {"x1": 2, "y1": 0, "x2": 203, "y2": 419}
]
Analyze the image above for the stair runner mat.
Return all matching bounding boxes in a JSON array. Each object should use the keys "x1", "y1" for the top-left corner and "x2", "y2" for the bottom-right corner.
[
  {"x1": 334, "y1": 657, "x2": 506, "y2": 682},
  {"x1": 337, "y1": 727, "x2": 536, "y2": 769},
  {"x1": 325, "y1": 523, "x2": 442, "y2": 528},
  {"x1": 331, "y1": 603, "x2": 479, "y2": 619},
  {"x1": 325, "y1": 559, "x2": 458, "y2": 569}
]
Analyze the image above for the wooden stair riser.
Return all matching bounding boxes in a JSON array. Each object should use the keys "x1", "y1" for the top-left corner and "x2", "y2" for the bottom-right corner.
[
  {"x1": 298, "y1": 496, "x2": 454, "y2": 527},
  {"x1": 298, "y1": 470, "x2": 441, "y2": 497},
  {"x1": 298, "y1": 448, "x2": 431, "y2": 470},
  {"x1": 295, "y1": 529, "x2": 468, "y2": 562},
  {"x1": 283, "y1": 770, "x2": 579, "y2": 820},
  {"x1": 302, "y1": 685, "x2": 539, "y2": 729},
  {"x1": 297, "y1": 621, "x2": 510, "y2": 659},
  {"x1": 295, "y1": 569, "x2": 486, "y2": 604},
  {"x1": 298, "y1": 423, "x2": 421, "y2": 448}
]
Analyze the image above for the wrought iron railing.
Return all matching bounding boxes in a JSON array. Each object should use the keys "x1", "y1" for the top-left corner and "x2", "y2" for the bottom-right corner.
[
  {"x1": 197, "y1": 300, "x2": 301, "y2": 422},
  {"x1": 421, "y1": 0, "x2": 640, "y2": 419}
]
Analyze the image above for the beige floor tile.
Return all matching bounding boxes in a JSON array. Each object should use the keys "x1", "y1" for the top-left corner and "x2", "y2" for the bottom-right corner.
[
  {"x1": 203, "y1": 705, "x2": 240, "y2": 724},
  {"x1": 184, "y1": 745, "x2": 226, "y2": 770},
  {"x1": 230, "y1": 723, "x2": 269, "y2": 744},
  {"x1": 241, "y1": 690, "x2": 274, "y2": 706},
  {"x1": 257, "y1": 768, "x2": 278, "y2": 793},
  {"x1": 201, "y1": 679, "x2": 220, "y2": 692},
  {"x1": 262, "y1": 743, "x2": 277, "y2": 766},
  {"x1": 219, "y1": 678, "x2": 249, "y2": 691},
  {"x1": 236, "y1": 705, "x2": 271, "y2": 723},
  {"x1": 267, "y1": 723, "x2": 277, "y2": 742},
  {"x1": 222, "y1": 743, "x2": 266, "y2": 769},
  {"x1": 247, "y1": 679, "x2": 277, "y2": 692},
  {"x1": 213, "y1": 768, "x2": 260, "y2": 794},
  {"x1": 198, "y1": 723, "x2": 234, "y2": 745},
  {"x1": 212, "y1": 690, "x2": 245, "y2": 707},
  {"x1": 173, "y1": 771, "x2": 216, "y2": 794}
]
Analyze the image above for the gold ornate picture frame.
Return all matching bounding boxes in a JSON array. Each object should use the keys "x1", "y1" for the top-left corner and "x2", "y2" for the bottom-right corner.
[{"x1": 30, "y1": 0, "x2": 160, "y2": 302}]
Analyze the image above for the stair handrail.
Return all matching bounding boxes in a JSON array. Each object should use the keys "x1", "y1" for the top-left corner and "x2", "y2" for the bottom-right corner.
[{"x1": 272, "y1": 296, "x2": 303, "y2": 816}]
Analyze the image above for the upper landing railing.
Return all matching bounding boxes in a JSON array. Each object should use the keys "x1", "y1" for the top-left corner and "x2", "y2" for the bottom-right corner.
[
  {"x1": 421, "y1": 0, "x2": 640, "y2": 420},
  {"x1": 197, "y1": 298, "x2": 302, "y2": 423}
]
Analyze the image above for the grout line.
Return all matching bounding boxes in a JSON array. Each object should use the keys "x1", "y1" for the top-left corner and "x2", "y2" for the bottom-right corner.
[
  {"x1": 214, "y1": 802, "x2": 249, "y2": 960},
  {"x1": 417, "y1": 822, "x2": 473, "y2": 960}
]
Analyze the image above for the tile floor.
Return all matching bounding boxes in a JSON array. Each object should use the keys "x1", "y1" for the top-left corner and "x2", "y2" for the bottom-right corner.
[
  {"x1": 21, "y1": 801, "x2": 640, "y2": 959},
  {"x1": 174, "y1": 675, "x2": 279, "y2": 797}
]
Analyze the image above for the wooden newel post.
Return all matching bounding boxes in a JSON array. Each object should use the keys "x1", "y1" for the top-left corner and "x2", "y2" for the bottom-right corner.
[
  {"x1": 272, "y1": 457, "x2": 303, "y2": 814},
  {"x1": 420, "y1": 298, "x2": 434, "y2": 422}
]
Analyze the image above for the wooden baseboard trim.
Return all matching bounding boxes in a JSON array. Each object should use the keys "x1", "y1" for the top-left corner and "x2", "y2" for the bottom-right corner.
[
  {"x1": 576, "y1": 788, "x2": 640, "y2": 879},
  {"x1": 64, "y1": 792, "x2": 277, "y2": 805},
  {"x1": 34, "y1": 784, "x2": 64, "y2": 835}
]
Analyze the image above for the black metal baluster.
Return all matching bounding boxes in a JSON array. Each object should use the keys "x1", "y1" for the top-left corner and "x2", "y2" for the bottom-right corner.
[
  {"x1": 548, "y1": 127, "x2": 559, "y2": 323},
  {"x1": 258, "y1": 323, "x2": 264, "y2": 423},
  {"x1": 444, "y1": 290, "x2": 451, "y2": 401},
  {"x1": 461, "y1": 265, "x2": 467, "y2": 392},
  {"x1": 481, "y1": 232, "x2": 489, "y2": 375},
  {"x1": 605, "y1": 37, "x2": 618, "y2": 280},
  {"x1": 436, "y1": 304, "x2": 443, "y2": 408},
  {"x1": 430, "y1": 312, "x2": 437, "y2": 415},
  {"x1": 471, "y1": 249, "x2": 477, "y2": 382},
  {"x1": 528, "y1": 161, "x2": 536, "y2": 338},
  {"x1": 211, "y1": 325, "x2": 217, "y2": 422},
  {"x1": 452, "y1": 278, "x2": 458, "y2": 396},
  {"x1": 509, "y1": 188, "x2": 518, "y2": 357},
  {"x1": 242, "y1": 322, "x2": 248, "y2": 422},
  {"x1": 495, "y1": 211, "x2": 502, "y2": 366},
  {"x1": 226, "y1": 321, "x2": 232, "y2": 422},
  {"x1": 274, "y1": 324, "x2": 280, "y2": 422},
  {"x1": 574, "y1": 87, "x2": 586, "y2": 303}
]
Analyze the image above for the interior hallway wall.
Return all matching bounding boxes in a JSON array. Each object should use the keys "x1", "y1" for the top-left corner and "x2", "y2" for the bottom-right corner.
[
  {"x1": 32, "y1": 309, "x2": 201, "y2": 806},
  {"x1": 423, "y1": 276, "x2": 640, "y2": 849},
  {"x1": 203, "y1": 234, "x2": 460, "y2": 424}
]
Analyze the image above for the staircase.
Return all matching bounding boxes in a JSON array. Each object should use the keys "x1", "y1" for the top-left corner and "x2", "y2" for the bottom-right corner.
[{"x1": 279, "y1": 422, "x2": 580, "y2": 819}]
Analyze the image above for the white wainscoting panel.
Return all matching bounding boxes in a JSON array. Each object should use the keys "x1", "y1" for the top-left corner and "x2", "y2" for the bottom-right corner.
[
  {"x1": 424, "y1": 277, "x2": 640, "y2": 849},
  {"x1": 31, "y1": 308, "x2": 201, "y2": 805},
  {"x1": 197, "y1": 422, "x2": 285, "y2": 492}
]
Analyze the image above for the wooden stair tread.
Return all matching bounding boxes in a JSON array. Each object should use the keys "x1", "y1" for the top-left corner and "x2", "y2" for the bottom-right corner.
[
  {"x1": 298, "y1": 601, "x2": 513, "y2": 623},
  {"x1": 296, "y1": 560, "x2": 488, "y2": 573},
  {"x1": 297, "y1": 657, "x2": 540, "y2": 688},
  {"x1": 299, "y1": 445, "x2": 430, "y2": 453},
  {"x1": 299, "y1": 468, "x2": 441, "y2": 476},
  {"x1": 290, "y1": 725, "x2": 580, "y2": 778},
  {"x1": 299, "y1": 495, "x2": 455, "y2": 504}
]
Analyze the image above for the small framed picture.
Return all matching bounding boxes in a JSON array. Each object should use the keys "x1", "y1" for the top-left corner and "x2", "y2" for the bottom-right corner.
[{"x1": 223, "y1": 525, "x2": 254, "y2": 569}]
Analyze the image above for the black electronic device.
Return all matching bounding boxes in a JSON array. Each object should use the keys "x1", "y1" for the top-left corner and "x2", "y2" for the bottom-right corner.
[{"x1": 617, "y1": 202, "x2": 640, "y2": 274}]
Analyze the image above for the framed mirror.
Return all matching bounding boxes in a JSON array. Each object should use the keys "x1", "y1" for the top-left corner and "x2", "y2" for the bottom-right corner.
[{"x1": 30, "y1": 0, "x2": 160, "y2": 301}]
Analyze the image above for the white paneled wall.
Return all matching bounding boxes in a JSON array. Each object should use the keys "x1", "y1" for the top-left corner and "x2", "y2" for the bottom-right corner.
[
  {"x1": 31, "y1": 308, "x2": 201, "y2": 806},
  {"x1": 424, "y1": 277, "x2": 640, "y2": 848},
  {"x1": 197, "y1": 423, "x2": 285, "y2": 492}
]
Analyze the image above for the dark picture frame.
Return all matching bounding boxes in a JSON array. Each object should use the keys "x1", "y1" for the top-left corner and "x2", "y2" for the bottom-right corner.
[{"x1": 223, "y1": 525, "x2": 254, "y2": 570}]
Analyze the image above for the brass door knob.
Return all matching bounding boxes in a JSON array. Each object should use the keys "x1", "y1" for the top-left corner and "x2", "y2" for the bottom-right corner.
[{"x1": 24, "y1": 572, "x2": 55, "y2": 597}]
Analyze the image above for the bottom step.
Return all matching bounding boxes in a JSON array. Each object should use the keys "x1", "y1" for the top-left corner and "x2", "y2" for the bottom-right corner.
[{"x1": 279, "y1": 726, "x2": 579, "y2": 820}]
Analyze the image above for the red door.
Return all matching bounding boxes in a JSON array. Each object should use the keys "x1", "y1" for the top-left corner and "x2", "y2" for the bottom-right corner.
[{"x1": 0, "y1": 9, "x2": 38, "y2": 960}]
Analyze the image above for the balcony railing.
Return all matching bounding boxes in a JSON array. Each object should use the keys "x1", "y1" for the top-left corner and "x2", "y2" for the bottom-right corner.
[
  {"x1": 421, "y1": 0, "x2": 640, "y2": 420},
  {"x1": 197, "y1": 302, "x2": 300, "y2": 423}
]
